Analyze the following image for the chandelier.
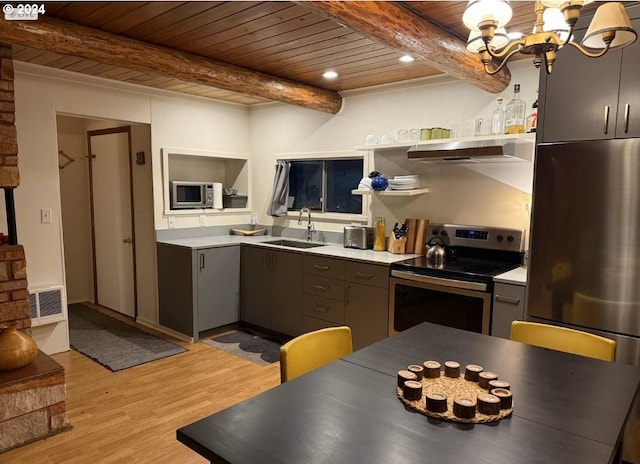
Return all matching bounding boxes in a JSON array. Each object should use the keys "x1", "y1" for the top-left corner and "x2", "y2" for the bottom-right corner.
[{"x1": 463, "y1": 0, "x2": 637, "y2": 74}]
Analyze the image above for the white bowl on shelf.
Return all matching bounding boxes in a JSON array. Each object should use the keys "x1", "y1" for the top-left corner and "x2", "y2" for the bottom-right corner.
[{"x1": 393, "y1": 175, "x2": 418, "y2": 180}]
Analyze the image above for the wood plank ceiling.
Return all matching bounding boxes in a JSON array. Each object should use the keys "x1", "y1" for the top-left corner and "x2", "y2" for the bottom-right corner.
[{"x1": 8, "y1": 1, "x2": 600, "y2": 108}]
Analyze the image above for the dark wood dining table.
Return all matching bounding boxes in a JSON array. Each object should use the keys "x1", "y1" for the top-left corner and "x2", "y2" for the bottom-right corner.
[{"x1": 177, "y1": 322, "x2": 640, "y2": 464}]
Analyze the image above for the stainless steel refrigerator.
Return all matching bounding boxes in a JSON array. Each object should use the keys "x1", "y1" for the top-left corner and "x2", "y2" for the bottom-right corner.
[{"x1": 528, "y1": 138, "x2": 640, "y2": 462}]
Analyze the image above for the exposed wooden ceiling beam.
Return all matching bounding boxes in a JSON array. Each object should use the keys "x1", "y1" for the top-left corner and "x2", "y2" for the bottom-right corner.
[
  {"x1": 0, "y1": 16, "x2": 343, "y2": 114},
  {"x1": 298, "y1": 1, "x2": 511, "y2": 94}
]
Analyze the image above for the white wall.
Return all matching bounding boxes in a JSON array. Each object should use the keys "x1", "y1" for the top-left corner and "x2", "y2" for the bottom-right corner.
[
  {"x1": 249, "y1": 60, "x2": 539, "y2": 239},
  {"x1": 57, "y1": 115, "x2": 93, "y2": 304},
  {"x1": 130, "y1": 124, "x2": 157, "y2": 326},
  {"x1": 149, "y1": 95, "x2": 251, "y2": 230}
]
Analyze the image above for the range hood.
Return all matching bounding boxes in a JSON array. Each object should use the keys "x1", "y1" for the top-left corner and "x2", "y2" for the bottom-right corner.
[{"x1": 407, "y1": 136, "x2": 534, "y2": 164}]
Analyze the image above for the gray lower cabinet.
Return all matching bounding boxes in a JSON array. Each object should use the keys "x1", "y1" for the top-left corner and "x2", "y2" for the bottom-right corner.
[
  {"x1": 241, "y1": 246, "x2": 302, "y2": 336},
  {"x1": 345, "y1": 262, "x2": 389, "y2": 350},
  {"x1": 157, "y1": 243, "x2": 240, "y2": 341},
  {"x1": 491, "y1": 282, "x2": 526, "y2": 339},
  {"x1": 242, "y1": 246, "x2": 272, "y2": 328},
  {"x1": 302, "y1": 256, "x2": 389, "y2": 350},
  {"x1": 198, "y1": 247, "x2": 241, "y2": 331}
]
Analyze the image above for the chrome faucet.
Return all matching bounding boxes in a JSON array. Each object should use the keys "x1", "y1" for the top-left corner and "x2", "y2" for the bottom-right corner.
[{"x1": 298, "y1": 207, "x2": 316, "y2": 241}]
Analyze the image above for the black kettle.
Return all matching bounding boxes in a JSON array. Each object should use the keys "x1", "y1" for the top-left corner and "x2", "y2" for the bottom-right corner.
[{"x1": 425, "y1": 236, "x2": 446, "y2": 262}]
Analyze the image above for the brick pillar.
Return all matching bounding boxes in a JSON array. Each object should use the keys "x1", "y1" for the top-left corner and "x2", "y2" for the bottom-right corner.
[
  {"x1": 0, "y1": 43, "x2": 19, "y2": 188},
  {"x1": 0, "y1": 245, "x2": 29, "y2": 330},
  {"x1": 0, "y1": 44, "x2": 28, "y2": 331}
]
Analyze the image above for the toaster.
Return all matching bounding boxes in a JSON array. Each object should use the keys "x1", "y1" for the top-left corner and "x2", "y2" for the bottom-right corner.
[{"x1": 344, "y1": 225, "x2": 374, "y2": 249}]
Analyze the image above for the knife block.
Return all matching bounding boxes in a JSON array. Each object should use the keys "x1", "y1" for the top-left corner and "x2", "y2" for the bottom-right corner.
[{"x1": 387, "y1": 236, "x2": 407, "y2": 254}]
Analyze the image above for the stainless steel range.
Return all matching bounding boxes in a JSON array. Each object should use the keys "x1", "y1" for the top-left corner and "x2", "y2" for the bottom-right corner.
[{"x1": 389, "y1": 223, "x2": 525, "y2": 335}]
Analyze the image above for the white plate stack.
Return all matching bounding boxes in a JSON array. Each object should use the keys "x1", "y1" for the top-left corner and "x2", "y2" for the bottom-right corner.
[{"x1": 388, "y1": 175, "x2": 418, "y2": 190}]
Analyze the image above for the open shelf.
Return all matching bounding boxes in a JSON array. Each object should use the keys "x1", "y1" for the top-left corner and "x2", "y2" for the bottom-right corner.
[{"x1": 351, "y1": 187, "x2": 430, "y2": 196}]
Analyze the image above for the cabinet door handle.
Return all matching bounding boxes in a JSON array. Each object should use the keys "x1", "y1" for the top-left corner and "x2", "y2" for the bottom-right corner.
[
  {"x1": 313, "y1": 264, "x2": 329, "y2": 271},
  {"x1": 313, "y1": 306, "x2": 329, "y2": 313},
  {"x1": 271, "y1": 253, "x2": 277, "y2": 269},
  {"x1": 313, "y1": 284, "x2": 329, "y2": 291},
  {"x1": 495, "y1": 294, "x2": 520, "y2": 305},
  {"x1": 263, "y1": 253, "x2": 269, "y2": 269},
  {"x1": 200, "y1": 253, "x2": 205, "y2": 270},
  {"x1": 346, "y1": 285, "x2": 351, "y2": 304},
  {"x1": 624, "y1": 103, "x2": 630, "y2": 133},
  {"x1": 355, "y1": 272, "x2": 374, "y2": 280},
  {"x1": 604, "y1": 105, "x2": 610, "y2": 134}
]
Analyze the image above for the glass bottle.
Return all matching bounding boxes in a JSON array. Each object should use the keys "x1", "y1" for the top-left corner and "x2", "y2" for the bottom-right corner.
[
  {"x1": 490, "y1": 98, "x2": 505, "y2": 135},
  {"x1": 504, "y1": 84, "x2": 526, "y2": 134},
  {"x1": 373, "y1": 217, "x2": 386, "y2": 251},
  {"x1": 526, "y1": 90, "x2": 539, "y2": 133}
]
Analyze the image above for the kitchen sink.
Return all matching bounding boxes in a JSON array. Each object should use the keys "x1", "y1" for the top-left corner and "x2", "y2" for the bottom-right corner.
[{"x1": 262, "y1": 239, "x2": 326, "y2": 249}]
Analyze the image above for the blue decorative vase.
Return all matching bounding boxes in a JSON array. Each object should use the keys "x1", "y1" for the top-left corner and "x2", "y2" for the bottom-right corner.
[{"x1": 371, "y1": 175, "x2": 388, "y2": 191}]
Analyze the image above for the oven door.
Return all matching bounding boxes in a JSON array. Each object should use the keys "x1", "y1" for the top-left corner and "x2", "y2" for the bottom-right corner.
[{"x1": 389, "y1": 270, "x2": 492, "y2": 336}]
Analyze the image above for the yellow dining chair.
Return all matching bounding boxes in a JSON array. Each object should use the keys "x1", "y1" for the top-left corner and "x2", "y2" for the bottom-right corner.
[
  {"x1": 280, "y1": 326, "x2": 353, "y2": 383},
  {"x1": 510, "y1": 321, "x2": 616, "y2": 362}
]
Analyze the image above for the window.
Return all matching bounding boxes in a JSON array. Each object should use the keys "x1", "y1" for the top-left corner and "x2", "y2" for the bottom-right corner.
[{"x1": 288, "y1": 158, "x2": 363, "y2": 214}]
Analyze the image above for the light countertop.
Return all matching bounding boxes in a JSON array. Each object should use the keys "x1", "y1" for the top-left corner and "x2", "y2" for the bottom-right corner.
[
  {"x1": 157, "y1": 235, "x2": 420, "y2": 265},
  {"x1": 494, "y1": 266, "x2": 527, "y2": 285}
]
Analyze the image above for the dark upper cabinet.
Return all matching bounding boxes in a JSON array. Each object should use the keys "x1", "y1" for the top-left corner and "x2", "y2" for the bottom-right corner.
[
  {"x1": 616, "y1": 19, "x2": 640, "y2": 139},
  {"x1": 538, "y1": 9, "x2": 640, "y2": 143}
]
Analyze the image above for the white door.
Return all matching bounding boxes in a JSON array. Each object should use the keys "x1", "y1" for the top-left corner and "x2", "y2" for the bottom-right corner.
[{"x1": 90, "y1": 130, "x2": 135, "y2": 317}]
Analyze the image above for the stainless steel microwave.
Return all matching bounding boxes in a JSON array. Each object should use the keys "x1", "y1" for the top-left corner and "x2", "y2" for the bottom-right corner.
[{"x1": 170, "y1": 181, "x2": 214, "y2": 209}]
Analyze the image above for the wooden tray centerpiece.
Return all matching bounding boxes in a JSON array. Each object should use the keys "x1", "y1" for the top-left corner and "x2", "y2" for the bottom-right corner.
[{"x1": 397, "y1": 360, "x2": 513, "y2": 424}]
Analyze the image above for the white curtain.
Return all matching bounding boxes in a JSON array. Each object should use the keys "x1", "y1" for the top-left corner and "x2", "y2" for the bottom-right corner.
[{"x1": 267, "y1": 160, "x2": 290, "y2": 217}]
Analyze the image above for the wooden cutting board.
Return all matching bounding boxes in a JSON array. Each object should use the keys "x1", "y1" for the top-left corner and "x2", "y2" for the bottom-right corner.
[
  {"x1": 414, "y1": 219, "x2": 429, "y2": 255},
  {"x1": 231, "y1": 228, "x2": 266, "y2": 236},
  {"x1": 404, "y1": 218, "x2": 418, "y2": 253}
]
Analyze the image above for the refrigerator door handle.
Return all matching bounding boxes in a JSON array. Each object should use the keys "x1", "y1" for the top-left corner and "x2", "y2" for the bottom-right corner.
[
  {"x1": 624, "y1": 103, "x2": 630, "y2": 133},
  {"x1": 604, "y1": 105, "x2": 610, "y2": 134}
]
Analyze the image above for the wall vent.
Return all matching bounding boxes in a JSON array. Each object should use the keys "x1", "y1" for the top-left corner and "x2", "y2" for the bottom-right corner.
[{"x1": 29, "y1": 286, "x2": 66, "y2": 326}]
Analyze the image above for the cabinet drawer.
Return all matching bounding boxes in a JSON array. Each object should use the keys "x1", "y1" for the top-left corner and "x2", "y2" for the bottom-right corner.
[
  {"x1": 494, "y1": 283, "x2": 525, "y2": 303},
  {"x1": 303, "y1": 255, "x2": 345, "y2": 280},
  {"x1": 302, "y1": 315, "x2": 340, "y2": 333},
  {"x1": 303, "y1": 294, "x2": 345, "y2": 324},
  {"x1": 491, "y1": 283, "x2": 526, "y2": 339},
  {"x1": 303, "y1": 275, "x2": 345, "y2": 301},
  {"x1": 346, "y1": 262, "x2": 389, "y2": 288}
]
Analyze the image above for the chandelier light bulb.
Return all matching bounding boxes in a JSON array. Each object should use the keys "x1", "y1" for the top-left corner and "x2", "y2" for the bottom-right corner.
[
  {"x1": 466, "y1": 27, "x2": 510, "y2": 52},
  {"x1": 463, "y1": 0, "x2": 513, "y2": 31},
  {"x1": 542, "y1": 7, "x2": 571, "y2": 42}
]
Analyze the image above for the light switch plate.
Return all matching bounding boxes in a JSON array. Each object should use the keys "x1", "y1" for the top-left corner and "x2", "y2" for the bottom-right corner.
[
  {"x1": 40, "y1": 208, "x2": 52, "y2": 224},
  {"x1": 199, "y1": 214, "x2": 206, "y2": 226},
  {"x1": 167, "y1": 216, "x2": 175, "y2": 229}
]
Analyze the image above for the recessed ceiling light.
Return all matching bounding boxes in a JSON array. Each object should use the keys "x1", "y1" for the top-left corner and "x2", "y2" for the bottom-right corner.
[
  {"x1": 399, "y1": 55, "x2": 415, "y2": 63},
  {"x1": 322, "y1": 70, "x2": 338, "y2": 79}
]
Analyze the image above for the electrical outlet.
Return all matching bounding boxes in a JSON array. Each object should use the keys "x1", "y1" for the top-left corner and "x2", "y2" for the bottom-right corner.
[
  {"x1": 199, "y1": 214, "x2": 206, "y2": 227},
  {"x1": 250, "y1": 213, "x2": 257, "y2": 225},
  {"x1": 40, "y1": 208, "x2": 52, "y2": 224},
  {"x1": 167, "y1": 216, "x2": 175, "y2": 229}
]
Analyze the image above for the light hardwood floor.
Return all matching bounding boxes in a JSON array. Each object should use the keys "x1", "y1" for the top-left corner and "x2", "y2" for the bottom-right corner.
[{"x1": 3, "y1": 317, "x2": 282, "y2": 464}]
